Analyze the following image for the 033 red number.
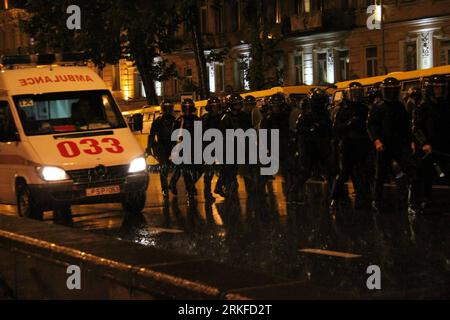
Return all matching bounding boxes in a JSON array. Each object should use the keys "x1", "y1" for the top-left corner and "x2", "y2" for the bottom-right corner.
[{"x1": 57, "y1": 138, "x2": 124, "y2": 158}]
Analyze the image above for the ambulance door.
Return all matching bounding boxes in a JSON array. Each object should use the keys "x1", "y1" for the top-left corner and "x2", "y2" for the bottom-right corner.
[{"x1": 0, "y1": 100, "x2": 21, "y2": 204}]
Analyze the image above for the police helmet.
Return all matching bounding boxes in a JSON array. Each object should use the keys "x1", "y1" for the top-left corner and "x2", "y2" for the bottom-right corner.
[
  {"x1": 244, "y1": 95, "x2": 257, "y2": 105},
  {"x1": 426, "y1": 74, "x2": 448, "y2": 99},
  {"x1": 160, "y1": 100, "x2": 174, "y2": 114},
  {"x1": 308, "y1": 88, "x2": 329, "y2": 108},
  {"x1": 206, "y1": 96, "x2": 221, "y2": 112},
  {"x1": 347, "y1": 81, "x2": 364, "y2": 102},
  {"x1": 226, "y1": 93, "x2": 244, "y2": 111},
  {"x1": 181, "y1": 98, "x2": 196, "y2": 114},
  {"x1": 381, "y1": 77, "x2": 401, "y2": 101}
]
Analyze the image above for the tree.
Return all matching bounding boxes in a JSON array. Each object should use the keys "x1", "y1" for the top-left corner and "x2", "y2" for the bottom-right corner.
[
  {"x1": 21, "y1": 0, "x2": 121, "y2": 68},
  {"x1": 242, "y1": 0, "x2": 284, "y2": 90},
  {"x1": 176, "y1": 0, "x2": 210, "y2": 99},
  {"x1": 118, "y1": 0, "x2": 179, "y2": 104},
  {"x1": 20, "y1": 0, "x2": 179, "y2": 105}
]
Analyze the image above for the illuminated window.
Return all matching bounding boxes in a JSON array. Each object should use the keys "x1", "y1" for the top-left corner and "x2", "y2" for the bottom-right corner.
[
  {"x1": 294, "y1": 54, "x2": 303, "y2": 85},
  {"x1": 316, "y1": 52, "x2": 327, "y2": 84},
  {"x1": 274, "y1": 0, "x2": 281, "y2": 23},
  {"x1": 303, "y1": 51, "x2": 313, "y2": 85},
  {"x1": 304, "y1": 0, "x2": 311, "y2": 13},
  {"x1": 155, "y1": 81, "x2": 162, "y2": 97}
]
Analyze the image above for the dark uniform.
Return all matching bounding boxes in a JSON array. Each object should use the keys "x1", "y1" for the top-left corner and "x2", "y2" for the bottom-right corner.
[
  {"x1": 146, "y1": 100, "x2": 175, "y2": 198},
  {"x1": 217, "y1": 93, "x2": 252, "y2": 197},
  {"x1": 260, "y1": 93, "x2": 291, "y2": 196},
  {"x1": 405, "y1": 87, "x2": 422, "y2": 121},
  {"x1": 413, "y1": 74, "x2": 450, "y2": 209},
  {"x1": 201, "y1": 96, "x2": 223, "y2": 201},
  {"x1": 367, "y1": 77, "x2": 419, "y2": 214},
  {"x1": 169, "y1": 99, "x2": 200, "y2": 200},
  {"x1": 294, "y1": 88, "x2": 332, "y2": 202},
  {"x1": 329, "y1": 82, "x2": 371, "y2": 210},
  {"x1": 242, "y1": 95, "x2": 261, "y2": 194}
]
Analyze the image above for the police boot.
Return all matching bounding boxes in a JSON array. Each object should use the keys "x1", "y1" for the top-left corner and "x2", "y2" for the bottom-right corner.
[
  {"x1": 169, "y1": 182, "x2": 178, "y2": 196},
  {"x1": 407, "y1": 186, "x2": 422, "y2": 216}
]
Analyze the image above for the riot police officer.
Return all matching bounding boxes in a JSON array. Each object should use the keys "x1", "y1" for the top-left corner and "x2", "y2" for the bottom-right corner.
[
  {"x1": 146, "y1": 100, "x2": 175, "y2": 198},
  {"x1": 367, "y1": 77, "x2": 419, "y2": 214},
  {"x1": 218, "y1": 93, "x2": 252, "y2": 197},
  {"x1": 169, "y1": 98, "x2": 200, "y2": 200},
  {"x1": 366, "y1": 82, "x2": 383, "y2": 110},
  {"x1": 293, "y1": 88, "x2": 332, "y2": 203},
  {"x1": 329, "y1": 82, "x2": 371, "y2": 210},
  {"x1": 413, "y1": 74, "x2": 450, "y2": 210},
  {"x1": 243, "y1": 95, "x2": 263, "y2": 129},
  {"x1": 201, "y1": 96, "x2": 222, "y2": 201},
  {"x1": 260, "y1": 93, "x2": 291, "y2": 195},
  {"x1": 405, "y1": 87, "x2": 422, "y2": 121}
]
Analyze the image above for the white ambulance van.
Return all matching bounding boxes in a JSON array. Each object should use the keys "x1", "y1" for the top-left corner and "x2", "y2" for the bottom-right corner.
[{"x1": 0, "y1": 56, "x2": 148, "y2": 219}]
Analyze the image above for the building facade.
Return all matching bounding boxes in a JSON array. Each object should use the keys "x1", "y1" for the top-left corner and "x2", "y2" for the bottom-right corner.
[{"x1": 2, "y1": 0, "x2": 450, "y2": 105}]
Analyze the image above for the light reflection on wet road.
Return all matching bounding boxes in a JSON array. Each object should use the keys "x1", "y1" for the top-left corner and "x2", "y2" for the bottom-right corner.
[{"x1": 1, "y1": 173, "x2": 449, "y2": 296}]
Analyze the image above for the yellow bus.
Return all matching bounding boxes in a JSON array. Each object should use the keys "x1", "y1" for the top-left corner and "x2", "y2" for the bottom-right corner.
[
  {"x1": 122, "y1": 85, "x2": 326, "y2": 155},
  {"x1": 332, "y1": 65, "x2": 450, "y2": 103}
]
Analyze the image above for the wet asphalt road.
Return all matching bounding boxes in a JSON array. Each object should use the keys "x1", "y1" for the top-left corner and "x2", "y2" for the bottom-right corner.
[{"x1": 1, "y1": 173, "x2": 449, "y2": 297}]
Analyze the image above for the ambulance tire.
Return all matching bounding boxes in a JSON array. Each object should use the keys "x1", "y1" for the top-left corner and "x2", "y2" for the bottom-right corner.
[
  {"x1": 16, "y1": 182, "x2": 44, "y2": 220},
  {"x1": 121, "y1": 191, "x2": 146, "y2": 213}
]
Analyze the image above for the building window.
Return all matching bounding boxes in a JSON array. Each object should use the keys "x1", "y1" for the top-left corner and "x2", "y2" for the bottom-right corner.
[
  {"x1": 200, "y1": 5, "x2": 208, "y2": 33},
  {"x1": 173, "y1": 78, "x2": 179, "y2": 94},
  {"x1": 294, "y1": 54, "x2": 303, "y2": 85},
  {"x1": 405, "y1": 41, "x2": 417, "y2": 71},
  {"x1": 208, "y1": 62, "x2": 225, "y2": 93},
  {"x1": 155, "y1": 81, "x2": 162, "y2": 97},
  {"x1": 303, "y1": 51, "x2": 313, "y2": 85},
  {"x1": 316, "y1": 52, "x2": 327, "y2": 84},
  {"x1": 365, "y1": 46, "x2": 378, "y2": 77},
  {"x1": 439, "y1": 40, "x2": 450, "y2": 65},
  {"x1": 215, "y1": 63, "x2": 225, "y2": 92},
  {"x1": 337, "y1": 50, "x2": 349, "y2": 82},
  {"x1": 304, "y1": 0, "x2": 311, "y2": 13},
  {"x1": 214, "y1": 6, "x2": 223, "y2": 34},
  {"x1": 294, "y1": 0, "x2": 301, "y2": 14},
  {"x1": 184, "y1": 67, "x2": 193, "y2": 78},
  {"x1": 230, "y1": 1, "x2": 241, "y2": 32},
  {"x1": 274, "y1": 0, "x2": 281, "y2": 23}
]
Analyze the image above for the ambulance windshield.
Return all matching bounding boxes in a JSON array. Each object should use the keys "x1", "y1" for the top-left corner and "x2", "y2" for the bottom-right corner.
[{"x1": 12, "y1": 90, "x2": 127, "y2": 135}]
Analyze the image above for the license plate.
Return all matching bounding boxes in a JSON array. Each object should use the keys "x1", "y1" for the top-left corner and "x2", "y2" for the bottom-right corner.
[{"x1": 85, "y1": 185, "x2": 120, "y2": 197}]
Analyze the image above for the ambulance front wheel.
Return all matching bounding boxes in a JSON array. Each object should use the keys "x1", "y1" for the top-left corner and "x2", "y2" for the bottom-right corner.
[
  {"x1": 121, "y1": 191, "x2": 146, "y2": 213},
  {"x1": 16, "y1": 182, "x2": 44, "y2": 220}
]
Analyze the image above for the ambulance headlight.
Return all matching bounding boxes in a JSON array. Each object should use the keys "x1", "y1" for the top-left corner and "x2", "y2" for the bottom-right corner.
[
  {"x1": 128, "y1": 157, "x2": 147, "y2": 173},
  {"x1": 38, "y1": 166, "x2": 70, "y2": 181}
]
